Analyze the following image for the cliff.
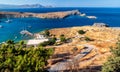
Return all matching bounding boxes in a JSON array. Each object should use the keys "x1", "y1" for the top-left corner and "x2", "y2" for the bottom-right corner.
[{"x1": 0, "y1": 10, "x2": 80, "y2": 19}]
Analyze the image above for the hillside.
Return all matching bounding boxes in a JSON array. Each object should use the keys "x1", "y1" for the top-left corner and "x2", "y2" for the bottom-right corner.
[{"x1": 47, "y1": 26, "x2": 120, "y2": 71}]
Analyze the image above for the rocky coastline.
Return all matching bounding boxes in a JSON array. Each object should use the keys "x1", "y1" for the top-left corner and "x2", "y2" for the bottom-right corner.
[{"x1": 0, "y1": 10, "x2": 80, "y2": 19}]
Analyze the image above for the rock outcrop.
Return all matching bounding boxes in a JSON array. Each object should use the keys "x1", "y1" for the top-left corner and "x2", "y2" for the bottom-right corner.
[
  {"x1": 92, "y1": 23, "x2": 109, "y2": 27},
  {"x1": 0, "y1": 10, "x2": 80, "y2": 19}
]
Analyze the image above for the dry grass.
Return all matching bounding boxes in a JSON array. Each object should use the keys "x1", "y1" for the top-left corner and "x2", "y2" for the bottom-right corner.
[{"x1": 47, "y1": 26, "x2": 120, "y2": 71}]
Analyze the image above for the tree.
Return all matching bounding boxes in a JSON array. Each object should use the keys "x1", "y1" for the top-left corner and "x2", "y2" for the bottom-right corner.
[
  {"x1": 6, "y1": 40, "x2": 14, "y2": 44},
  {"x1": 44, "y1": 30, "x2": 50, "y2": 37},
  {"x1": 84, "y1": 37, "x2": 93, "y2": 41},
  {"x1": 19, "y1": 40, "x2": 24, "y2": 45},
  {"x1": 102, "y1": 40, "x2": 120, "y2": 72},
  {"x1": 60, "y1": 34, "x2": 66, "y2": 43},
  {"x1": 0, "y1": 40, "x2": 54, "y2": 72},
  {"x1": 39, "y1": 37, "x2": 57, "y2": 47},
  {"x1": 49, "y1": 37, "x2": 57, "y2": 45},
  {"x1": 78, "y1": 30, "x2": 86, "y2": 35}
]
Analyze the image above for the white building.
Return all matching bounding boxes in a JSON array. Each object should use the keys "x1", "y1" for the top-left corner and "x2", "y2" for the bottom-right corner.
[
  {"x1": 27, "y1": 39, "x2": 49, "y2": 47},
  {"x1": 35, "y1": 34, "x2": 46, "y2": 39}
]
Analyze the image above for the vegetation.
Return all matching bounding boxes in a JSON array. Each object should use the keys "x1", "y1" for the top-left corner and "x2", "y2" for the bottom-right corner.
[
  {"x1": 19, "y1": 40, "x2": 24, "y2": 45},
  {"x1": 60, "y1": 34, "x2": 66, "y2": 43},
  {"x1": 78, "y1": 30, "x2": 86, "y2": 35},
  {"x1": 84, "y1": 37, "x2": 93, "y2": 41},
  {"x1": 102, "y1": 40, "x2": 120, "y2": 72},
  {"x1": 44, "y1": 30, "x2": 50, "y2": 37},
  {"x1": 0, "y1": 40, "x2": 54, "y2": 72},
  {"x1": 39, "y1": 37, "x2": 57, "y2": 46}
]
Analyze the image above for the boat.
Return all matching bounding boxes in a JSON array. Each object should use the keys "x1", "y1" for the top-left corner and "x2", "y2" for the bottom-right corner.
[
  {"x1": 5, "y1": 15, "x2": 12, "y2": 23},
  {"x1": 20, "y1": 30, "x2": 33, "y2": 36},
  {"x1": 5, "y1": 19, "x2": 12, "y2": 23}
]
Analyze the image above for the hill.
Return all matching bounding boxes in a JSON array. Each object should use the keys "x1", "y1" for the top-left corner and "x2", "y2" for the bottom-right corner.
[
  {"x1": 0, "y1": 4, "x2": 53, "y2": 9},
  {"x1": 46, "y1": 26, "x2": 120, "y2": 71}
]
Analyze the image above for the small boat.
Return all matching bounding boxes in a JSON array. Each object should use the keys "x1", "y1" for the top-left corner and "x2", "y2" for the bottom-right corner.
[
  {"x1": 5, "y1": 15, "x2": 12, "y2": 23},
  {"x1": 20, "y1": 30, "x2": 33, "y2": 36},
  {"x1": 5, "y1": 19, "x2": 12, "y2": 23}
]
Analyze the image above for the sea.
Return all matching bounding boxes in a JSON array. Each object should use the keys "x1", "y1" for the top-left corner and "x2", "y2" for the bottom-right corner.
[{"x1": 0, "y1": 7, "x2": 120, "y2": 42}]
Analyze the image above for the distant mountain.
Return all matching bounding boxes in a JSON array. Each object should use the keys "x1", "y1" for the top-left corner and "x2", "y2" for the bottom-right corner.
[
  {"x1": 0, "y1": 4, "x2": 53, "y2": 9},
  {"x1": 19, "y1": 4, "x2": 44, "y2": 8}
]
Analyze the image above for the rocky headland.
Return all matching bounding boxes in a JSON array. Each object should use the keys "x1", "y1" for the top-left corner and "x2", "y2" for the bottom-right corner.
[{"x1": 0, "y1": 10, "x2": 80, "y2": 19}]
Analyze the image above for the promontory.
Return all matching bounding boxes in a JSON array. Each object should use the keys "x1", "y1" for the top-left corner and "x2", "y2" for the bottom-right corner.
[{"x1": 0, "y1": 10, "x2": 80, "y2": 19}]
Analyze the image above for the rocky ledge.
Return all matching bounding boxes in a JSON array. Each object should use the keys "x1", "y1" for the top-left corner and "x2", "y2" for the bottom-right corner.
[
  {"x1": 92, "y1": 23, "x2": 109, "y2": 27},
  {"x1": 0, "y1": 10, "x2": 80, "y2": 19}
]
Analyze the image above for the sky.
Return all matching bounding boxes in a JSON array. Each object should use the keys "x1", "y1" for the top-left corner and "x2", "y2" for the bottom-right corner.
[{"x1": 0, "y1": 0, "x2": 120, "y2": 7}]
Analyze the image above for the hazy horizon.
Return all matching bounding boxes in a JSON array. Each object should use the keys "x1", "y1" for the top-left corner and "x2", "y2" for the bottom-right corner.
[{"x1": 0, "y1": 0, "x2": 120, "y2": 7}]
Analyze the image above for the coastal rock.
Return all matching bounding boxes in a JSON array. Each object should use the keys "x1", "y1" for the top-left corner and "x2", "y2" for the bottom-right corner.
[
  {"x1": 80, "y1": 13, "x2": 86, "y2": 17},
  {"x1": 0, "y1": 10, "x2": 81, "y2": 19},
  {"x1": 92, "y1": 23, "x2": 109, "y2": 27},
  {"x1": 67, "y1": 10, "x2": 80, "y2": 15}
]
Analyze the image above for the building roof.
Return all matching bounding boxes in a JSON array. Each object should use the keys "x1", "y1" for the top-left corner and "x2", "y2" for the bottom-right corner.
[{"x1": 27, "y1": 39, "x2": 48, "y2": 45}]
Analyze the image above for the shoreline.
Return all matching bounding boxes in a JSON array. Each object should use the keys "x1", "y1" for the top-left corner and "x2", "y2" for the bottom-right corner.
[{"x1": 0, "y1": 26, "x2": 120, "y2": 43}]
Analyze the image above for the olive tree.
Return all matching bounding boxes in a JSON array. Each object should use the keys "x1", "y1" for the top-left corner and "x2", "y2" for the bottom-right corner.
[{"x1": 0, "y1": 40, "x2": 54, "y2": 72}]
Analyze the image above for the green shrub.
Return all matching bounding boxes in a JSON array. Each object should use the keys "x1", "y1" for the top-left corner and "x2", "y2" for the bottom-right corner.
[
  {"x1": 84, "y1": 37, "x2": 92, "y2": 41},
  {"x1": 102, "y1": 57, "x2": 120, "y2": 72},
  {"x1": 39, "y1": 37, "x2": 57, "y2": 46},
  {"x1": 78, "y1": 30, "x2": 86, "y2": 34},
  {"x1": 44, "y1": 30, "x2": 50, "y2": 36},
  {"x1": 0, "y1": 40, "x2": 53, "y2": 72},
  {"x1": 60, "y1": 34, "x2": 66, "y2": 42},
  {"x1": 102, "y1": 40, "x2": 120, "y2": 72}
]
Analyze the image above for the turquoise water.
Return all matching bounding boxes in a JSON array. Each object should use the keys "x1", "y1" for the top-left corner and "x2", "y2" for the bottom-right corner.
[{"x1": 0, "y1": 8, "x2": 120, "y2": 42}]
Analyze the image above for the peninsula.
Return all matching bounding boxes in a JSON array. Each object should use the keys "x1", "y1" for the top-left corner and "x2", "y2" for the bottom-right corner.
[{"x1": 0, "y1": 10, "x2": 80, "y2": 19}]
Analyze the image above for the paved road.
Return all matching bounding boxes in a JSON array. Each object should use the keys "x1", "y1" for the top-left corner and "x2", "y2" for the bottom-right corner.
[{"x1": 48, "y1": 44, "x2": 94, "y2": 72}]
